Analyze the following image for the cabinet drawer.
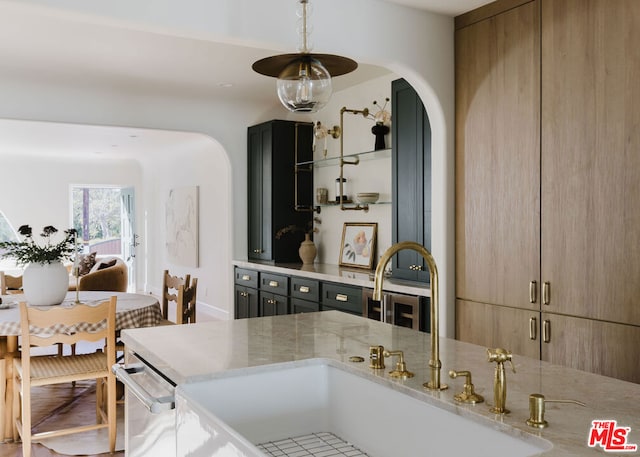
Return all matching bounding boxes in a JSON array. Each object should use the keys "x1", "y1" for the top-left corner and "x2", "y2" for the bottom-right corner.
[
  {"x1": 322, "y1": 283, "x2": 362, "y2": 315},
  {"x1": 260, "y1": 273, "x2": 289, "y2": 296},
  {"x1": 290, "y1": 277, "x2": 320, "y2": 302},
  {"x1": 235, "y1": 268, "x2": 258, "y2": 289},
  {"x1": 290, "y1": 297, "x2": 320, "y2": 314}
]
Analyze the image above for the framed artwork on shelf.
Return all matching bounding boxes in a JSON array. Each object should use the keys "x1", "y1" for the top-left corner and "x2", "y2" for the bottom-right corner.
[{"x1": 339, "y1": 222, "x2": 377, "y2": 269}]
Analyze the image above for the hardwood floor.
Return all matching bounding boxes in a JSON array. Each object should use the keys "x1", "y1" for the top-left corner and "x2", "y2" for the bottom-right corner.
[
  {"x1": 0, "y1": 381, "x2": 124, "y2": 457},
  {"x1": 1, "y1": 302, "x2": 219, "y2": 456}
]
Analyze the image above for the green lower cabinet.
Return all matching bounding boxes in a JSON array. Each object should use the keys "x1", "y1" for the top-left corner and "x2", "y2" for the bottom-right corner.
[
  {"x1": 259, "y1": 292, "x2": 289, "y2": 316},
  {"x1": 321, "y1": 282, "x2": 363, "y2": 316},
  {"x1": 290, "y1": 297, "x2": 320, "y2": 314},
  {"x1": 234, "y1": 285, "x2": 259, "y2": 319}
]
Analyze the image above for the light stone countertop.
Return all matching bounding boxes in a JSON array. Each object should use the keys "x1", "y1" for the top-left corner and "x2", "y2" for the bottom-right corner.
[
  {"x1": 121, "y1": 311, "x2": 640, "y2": 456},
  {"x1": 232, "y1": 260, "x2": 431, "y2": 297}
]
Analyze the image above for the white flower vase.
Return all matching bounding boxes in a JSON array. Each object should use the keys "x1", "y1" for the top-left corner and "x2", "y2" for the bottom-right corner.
[{"x1": 23, "y1": 261, "x2": 69, "y2": 306}]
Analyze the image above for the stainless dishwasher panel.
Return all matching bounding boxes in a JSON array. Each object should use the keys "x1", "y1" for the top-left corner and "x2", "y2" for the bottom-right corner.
[{"x1": 114, "y1": 352, "x2": 177, "y2": 457}]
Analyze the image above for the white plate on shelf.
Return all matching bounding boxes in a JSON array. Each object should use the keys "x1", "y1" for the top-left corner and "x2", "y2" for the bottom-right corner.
[{"x1": 0, "y1": 301, "x2": 17, "y2": 310}]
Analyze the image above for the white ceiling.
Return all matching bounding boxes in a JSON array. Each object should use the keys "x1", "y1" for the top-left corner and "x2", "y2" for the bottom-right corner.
[
  {"x1": 385, "y1": 0, "x2": 491, "y2": 15},
  {"x1": 0, "y1": 0, "x2": 492, "y2": 158}
]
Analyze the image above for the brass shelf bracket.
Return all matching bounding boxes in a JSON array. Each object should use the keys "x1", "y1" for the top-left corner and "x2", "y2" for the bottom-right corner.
[
  {"x1": 294, "y1": 122, "x2": 321, "y2": 214},
  {"x1": 338, "y1": 106, "x2": 371, "y2": 212}
]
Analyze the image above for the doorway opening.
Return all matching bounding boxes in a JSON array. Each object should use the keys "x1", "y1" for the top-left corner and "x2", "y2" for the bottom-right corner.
[{"x1": 70, "y1": 185, "x2": 136, "y2": 291}]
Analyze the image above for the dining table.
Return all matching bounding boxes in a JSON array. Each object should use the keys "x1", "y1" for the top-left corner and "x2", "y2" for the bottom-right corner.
[{"x1": 0, "y1": 290, "x2": 163, "y2": 442}]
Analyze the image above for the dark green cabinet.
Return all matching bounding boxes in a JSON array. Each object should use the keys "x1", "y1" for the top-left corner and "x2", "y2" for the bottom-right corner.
[
  {"x1": 290, "y1": 277, "x2": 320, "y2": 314},
  {"x1": 235, "y1": 285, "x2": 259, "y2": 319},
  {"x1": 321, "y1": 282, "x2": 362, "y2": 316},
  {"x1": 247, "y1": 120, "x2": 313, "y2": 262},
  {"x1": 234, "y1": 268, "x2": 259, "y2": 319},
  {"x1": 391, "y1": 78, "x2": 432, "y2": 282},
  {"x1": 259, "y1": 292, "x2": 288, "y2": 316}
]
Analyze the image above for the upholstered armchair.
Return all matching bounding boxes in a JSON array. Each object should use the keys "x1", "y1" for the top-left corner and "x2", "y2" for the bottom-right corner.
[{"x1": 69, "y1": 256, "x2": 128, "y2": 292}]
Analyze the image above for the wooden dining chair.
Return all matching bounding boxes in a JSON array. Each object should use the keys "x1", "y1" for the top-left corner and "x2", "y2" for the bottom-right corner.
[
  {"x1": 12, "y1": 297, "x2": 117, "y2": 457},
  {"x1": 0, "y1": 271, "x2": 23, "y2": 295},
  {"x1": 161, "y1": 269, "x2": 190, "y2": 323},
  {"x1": 176, "y1": 278, "x2": 198, "y2": 324}
]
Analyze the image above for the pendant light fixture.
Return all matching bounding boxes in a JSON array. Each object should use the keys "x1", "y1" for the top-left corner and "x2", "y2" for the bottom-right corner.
[{"x1": 252, "y1": 0, "x2": 357, "y2": 113}]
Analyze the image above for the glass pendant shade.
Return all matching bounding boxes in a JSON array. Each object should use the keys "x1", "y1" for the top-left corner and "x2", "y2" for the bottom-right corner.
[
  {"x1": 277, "y1": 56, "x2": 332, "y2": 113},
  {"x1": 252, "y1": 0, "x2": 356, "y2": 112}
]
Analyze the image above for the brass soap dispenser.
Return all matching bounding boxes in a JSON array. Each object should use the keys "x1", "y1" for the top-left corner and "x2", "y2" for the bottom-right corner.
[{"x1": 487, "y1": 348, "x2": 516, "y2": 414}]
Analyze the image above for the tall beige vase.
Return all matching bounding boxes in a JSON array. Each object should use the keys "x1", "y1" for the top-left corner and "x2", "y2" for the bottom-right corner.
[{"x1": 298, "y1": 233, "x2": 317, "y2": 265}]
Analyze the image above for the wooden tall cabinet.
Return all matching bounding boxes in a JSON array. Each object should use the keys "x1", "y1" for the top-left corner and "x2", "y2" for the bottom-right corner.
[
  {"x1": 247, "y1": 120, "x2": 313, "y2": 263},
  {"x1": 455, "y1": 0, "x2": 640, "y2": 383},
  {"x1": 391, "y1": 78, "x2": 432, "y2": 282},
  {"x1": 455, "y1": 1, "x2": 540, "y2": 310}
]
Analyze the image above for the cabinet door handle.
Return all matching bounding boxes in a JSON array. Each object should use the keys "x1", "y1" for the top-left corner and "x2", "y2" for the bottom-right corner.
[
  {"x1": 299, "y1": 286, "x2": 310, "y2": 293},
  {"x1": 529, "y1": 281, "x2": 537, "y2": 303},
  {"x1": 240, "y1": 292, "x2": 248, "y2": 297},
  {"x1": 253, "y1": 249, "x2": 263, "y2": 254},
  {"x1": 542, "y1": 282, "x2": 550, "y2": 305},
  {"x1": 268, "y1": 280, "x2": 279, "y2": 288},
  {"x1": 542, "y1": 319, "x2": 551, "y2": 343},
  {"x1": 241, "y1": 274, "x2": 251, "y2": 281},
  {"x1": 529, "y1": 317, "x2": 537, "y2": 340},
  {"x1": 336, "y1": 293, "x2": 348, "y2": 302}
]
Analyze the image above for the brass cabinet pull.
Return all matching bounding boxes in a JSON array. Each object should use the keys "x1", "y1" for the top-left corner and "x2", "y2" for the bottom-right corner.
[
  {"x1": 529, "y1": 317, "x2": 537, "y2": 340},
  {"x1": 268, "y1": 280, "x2": 279, "y2": 288},
  {"x1": 542, "y1": 320, "x2": 551, "y2": 343},
  {"x1": 529, "y1": 281, "x2": 537, "y2": 303},
  {"x1": 240, "y1": 292, "x2": 248, "y2": 298},
  {"x1": 336, "y1": 293, "x2": 348, "y2": 302},
  {"x1": 299, "y1": 286, "x2": 310, "y2": 293},
  {"x1": 542, "y1": 282, "x2": 550, "y2": 305},
  {"x1": 409, "y1": 265, "x2": 424, "y2": 271},
  {"x1": 241, "y1": 274, "x2": 251, "y2": 281}
]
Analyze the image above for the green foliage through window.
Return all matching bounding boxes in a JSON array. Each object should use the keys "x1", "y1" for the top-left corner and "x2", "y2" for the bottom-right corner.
[{"x1": 72, "y1": 187, "x2": 121, "y2": 246}]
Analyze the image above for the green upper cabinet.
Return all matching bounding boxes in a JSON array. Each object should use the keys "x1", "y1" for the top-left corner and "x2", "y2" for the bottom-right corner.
[
  {"x1": 247, "y1": 120, "x2": 313, "y2": 263},
  {"x1": 391, "y1": 78, "x2": 432, "y2": 282}
]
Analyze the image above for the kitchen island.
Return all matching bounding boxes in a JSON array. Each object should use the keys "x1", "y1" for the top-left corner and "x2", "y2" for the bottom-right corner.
[{"x1": 121, "y1": 311, "x2": 640, "y2": 456}]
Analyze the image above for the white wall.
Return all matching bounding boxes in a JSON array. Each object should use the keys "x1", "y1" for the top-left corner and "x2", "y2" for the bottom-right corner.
[
  {"x1": 311, "y1": 74, "x2": 396, "y2": 266},
  {"x1": 0, "y1": 151, "x2": 142, "y2": 259},
  {"x1": 0, "y1": 0, "x2": 456, "y2": 335},
  {"x1": 139, "y1": 133, "x2": 232, "y2": 319}
]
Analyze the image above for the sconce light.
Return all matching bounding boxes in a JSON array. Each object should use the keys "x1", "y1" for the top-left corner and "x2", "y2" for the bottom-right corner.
[
  {"x1": 252, "y1": 0, "x2": 357, "y2": 113},
  {"x1": 313, "y1": 121, "x2": 341, "y2": 157}
]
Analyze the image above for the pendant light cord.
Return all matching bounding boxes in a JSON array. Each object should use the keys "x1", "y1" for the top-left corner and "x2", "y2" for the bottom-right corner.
[{"x1": 301, "y1": 0, "x2": 308, "y2": 53}]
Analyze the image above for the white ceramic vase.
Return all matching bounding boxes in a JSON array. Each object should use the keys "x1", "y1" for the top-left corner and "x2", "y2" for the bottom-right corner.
[{"x1": 22, "y1": 261, "x2": 69, "y2": 306}]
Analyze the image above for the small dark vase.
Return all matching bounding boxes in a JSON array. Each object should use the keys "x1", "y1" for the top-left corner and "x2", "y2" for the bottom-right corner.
[{"x1": 371, "y1": 122, "x2": 390, "y2": 150}]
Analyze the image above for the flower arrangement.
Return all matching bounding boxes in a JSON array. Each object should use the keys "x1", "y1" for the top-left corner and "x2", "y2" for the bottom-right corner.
[
  {"x1": 367, "y1": 98, "x2": 391, "y2": 125},
  {"x1": 0, "y1": 225, "x2": 78, "y2": 266}
]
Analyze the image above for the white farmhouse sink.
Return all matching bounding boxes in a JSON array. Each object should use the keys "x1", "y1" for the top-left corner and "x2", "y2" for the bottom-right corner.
[{"x1": 175, "y1": 360, "x2": 551, "y2": 457}]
